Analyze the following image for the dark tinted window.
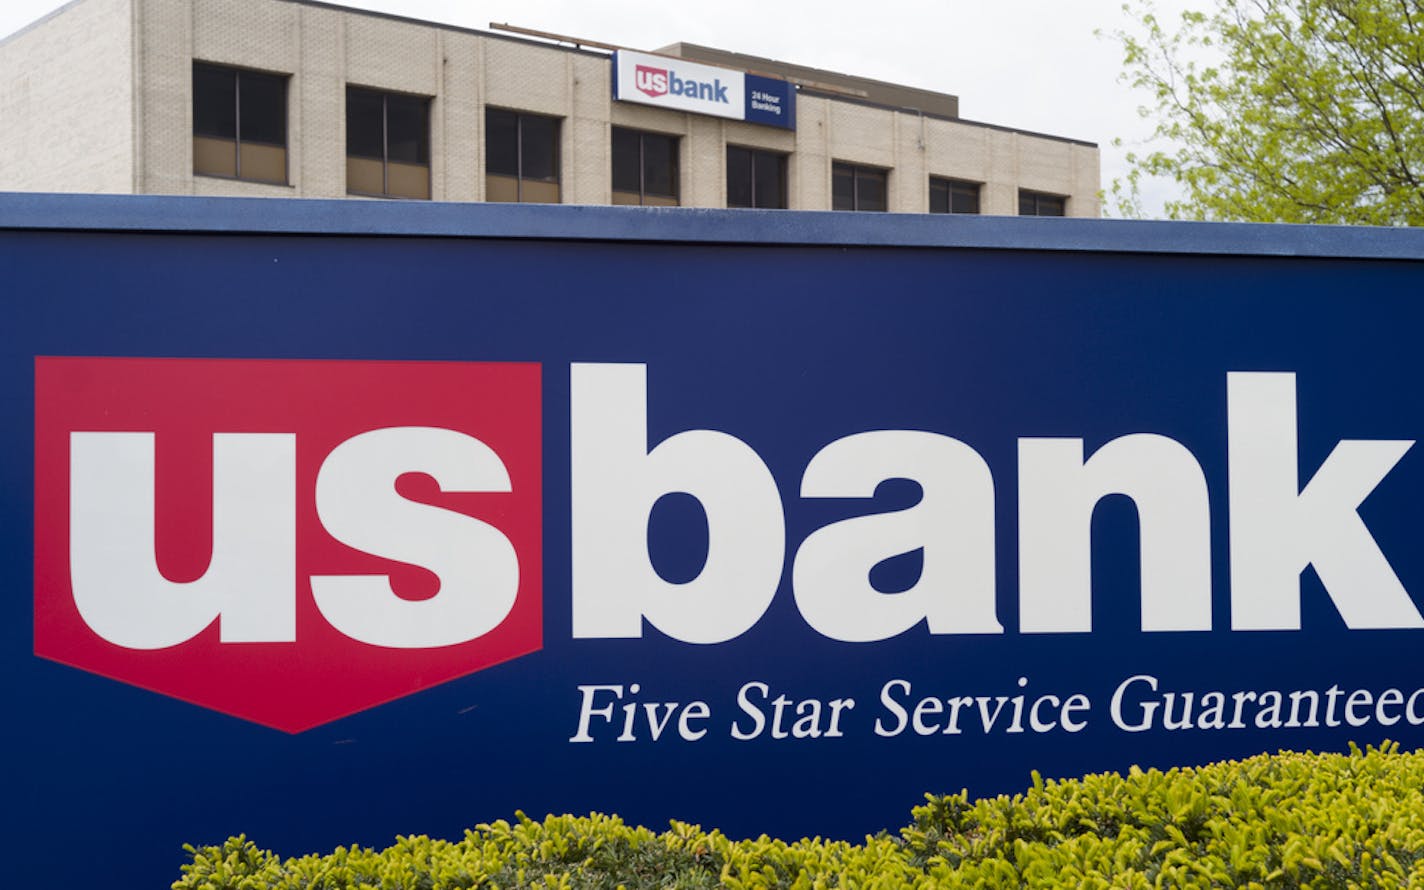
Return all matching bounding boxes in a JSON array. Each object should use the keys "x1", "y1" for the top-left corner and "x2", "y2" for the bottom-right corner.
[
  {"x1": 752, "y1": 150, "x2": 786, "y2": 209},
  {"x1": 855, "y1": 167, "x2": 887, "y2": 212},
  {"x1": 612, "y1": 128, "x2": 678, "y2": 204},
  {"x1": 611, "y1": 128, "x2": 641, "y2": 193},
  {"x1": 193, "y1": 62, "x2": 287, "y2": 184},
  {"x1": 237, "y1": 70, "x2": 286, "y2": 145},
  {"x1": 346, "y1": 87, "x2": 385, "y2": 160},
  {"x1": 726, "y1": 146, "x2": 753, "y2": 207},
  {"x1": 485, "y1": 108, "x2": 519, "y2": 177},
  {"x1": 384, "y1": 93, "x2": 429, "y2": 164},
  {"x1": 952, "y1": 182, "x2": 979, "y2": 213},
  {"x1": 642, "y1": 132, "x2": 677, "y2": 198},
  {"x1": 728, "y1": 147, "x2": 786, "y2": 209},
  {"x1": 193, "y1": 64, "x2": 236, "y2": 139},
  {"x1": 1020, "y1": 190, "x2": 1066, "y2": 216},
  {"x1": 519, "y1": 114, "x2": 559, "y2": 182},
  {"x1": 345, "y1": 86, "x2": 431, "y2": 199},
  {"x1": 486, "y1": 108, "x2": 561, "y2": 202},
  {"x1": 930, "y1": 177, "x2": 980, "y2": 214},
  {"x1": 723, "y1": 149, "x2": 791, "y2": 212},
  {"x1": 832, "y1": 163, "x2": 854, "y2": 210},
  {"x1": 833, "y1": 162, "x2": 888, "y2": 212}
]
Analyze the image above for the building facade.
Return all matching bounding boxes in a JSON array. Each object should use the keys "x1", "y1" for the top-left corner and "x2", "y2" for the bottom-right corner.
[{"x1": 0, "y1": 0, "x2": 1100, "y2": 215}]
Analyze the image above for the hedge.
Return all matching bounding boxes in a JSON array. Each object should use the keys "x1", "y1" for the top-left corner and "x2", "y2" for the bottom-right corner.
[{"x1": 173, "y1": 741, "x2": 1424, "y2": 889}]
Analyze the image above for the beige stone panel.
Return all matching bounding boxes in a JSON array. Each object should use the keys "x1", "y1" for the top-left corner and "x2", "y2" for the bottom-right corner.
[
  {"x1": 1070, "y1": 144, "x2": 1102, "y2": 217},
  {"x1": 825, "y1": 101, "x2": 896, "y2": 170},
  {"x1": 568, "y1": 115, "x2": 607, "y2": 204},
  {"x1": 923, "y1": 119, "x2": 991, "y2": 186},
  {"x1": 723, "y1": 120, "x2": 795, "y2": 154},
  {"x1": 427, "y1": 33, "x2": 445, "y2": 201},
  {"x1": 981, "y1": 129, "x2": 1022, "y2": 215},
  {"x1": 295, "y1": 8, "x2": 349, "y2": 198},
  {"x1": 191, "y1": 175, "x2": 294, "y2": 198},
  {"x1": 344, "y1": 13, "x2": 438, "y2": 97},
  {"x1": 571, "y1": 53, "x2": 610, "y2": 121},
  {"x1": 191, "y1": 0, "x2": 298, "y2": 73},
  {"x1": 297, "y1": 6, "x2": 343, "y2": 77},
  {"x1": 981, "y1": 182, "x2": 1017, "y2": 216},
  {"x1": 985, "y1": 129, "x2": 1020, "y2": 190},
  {"x1": 137, "y1": 0, "x2": 195, "y2": 194},
  {"x1": 0, "y1": 0, "x2": 136, "y2": 193},
  {"x1": 791, "y1": 148, "x2": 829, "y2": 210},
  {"x1": 791, "y1": 95, "x2": 830, "y2": 209},
  {"x1": 892, "y1": 111, "x2": 928, "y2": 213},
  {"x1": 610, "y1": 102, "x2": 689, "y2": 136},
  {"x1": 295, "y1": 70, "x2": 346, "y2": 198},
  {"x1": 440, "y1": 32, "x2": 482, "y2": 202},
  {"x1": 483, "y1": 38, "x2": 570, "y2": 117},
  {"x1": 683, "y1": 116, "x2": 726, "y2": 207},
  {"x1": 1015, "y1": 136, "x2": 1076, "y2": 196}
]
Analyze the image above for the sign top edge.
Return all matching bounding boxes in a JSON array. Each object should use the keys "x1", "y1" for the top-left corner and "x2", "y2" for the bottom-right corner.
[{"x1": 3, "y1": 192, "x2": 1424, "y2": 262}]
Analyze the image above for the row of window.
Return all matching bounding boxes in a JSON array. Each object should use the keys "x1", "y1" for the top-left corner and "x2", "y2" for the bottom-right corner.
[{"x1": 192, "y1": 62, "x2": 1068, "y2": 215}]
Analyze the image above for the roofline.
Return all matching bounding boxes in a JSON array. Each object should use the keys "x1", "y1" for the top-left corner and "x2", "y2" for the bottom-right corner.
[
  {"x1": 0, "y1": 0, "x2": 623, "y2": 57},
  {"x1": 0, "y1": 0, "x2": 90, "y2": 49},
  {"x1": 281, "y1": 0, "x2": 612, "y2": 58},
  {"x1": 2, "y1": 193, "x2": 1422, "y2": 261},
  {"x1": 795, "y1": 88, "x2": 1099, "y2": 148},
  {"x1": 0, "y1": 0, "x2": 614, "y2": 58}
]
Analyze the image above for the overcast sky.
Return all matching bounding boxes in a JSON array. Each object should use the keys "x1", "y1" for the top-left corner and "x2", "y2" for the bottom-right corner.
[{"x1": 1, "y1": 0, "x2": 1204, "y2": 216}]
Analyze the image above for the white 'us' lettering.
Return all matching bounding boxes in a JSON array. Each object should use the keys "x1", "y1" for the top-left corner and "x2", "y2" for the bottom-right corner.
[{"x1": 69, "y1": 427, "x2": 519, "y2": 650}]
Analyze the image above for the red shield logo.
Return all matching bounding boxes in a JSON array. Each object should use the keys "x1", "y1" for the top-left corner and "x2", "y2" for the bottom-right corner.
[
  {"x1": 34, "y1": 357, "x2": 542, "y2": 732},
  {"x1": 635, "y1": 65, "x2": 668, "y2": 98}
]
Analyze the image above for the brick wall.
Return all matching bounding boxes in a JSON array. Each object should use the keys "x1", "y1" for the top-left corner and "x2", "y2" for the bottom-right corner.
[
  {"x1": 0, "y1": 0, "x2": 135, "y2": 193},
  {"x1": 11, "y1": 0, "x2": 1099, "y2": 215}
]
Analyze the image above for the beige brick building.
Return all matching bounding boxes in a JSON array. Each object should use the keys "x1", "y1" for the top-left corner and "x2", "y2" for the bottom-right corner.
[{"x1": 0, "y1": 0, "x2": 1100, "y2": 216}]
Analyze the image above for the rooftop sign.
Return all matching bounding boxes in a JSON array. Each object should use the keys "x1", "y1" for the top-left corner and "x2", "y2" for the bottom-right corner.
[{"x1": 612, "y1": 49, "x2": 795, "y2": 130}]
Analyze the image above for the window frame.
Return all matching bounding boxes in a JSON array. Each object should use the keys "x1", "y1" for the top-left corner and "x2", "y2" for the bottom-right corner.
[
  {"x1": 192, "y1": 61, "x2": 290, "y2": 186},
  {"x1": 726, "y1": 145, "x2": 789, "y2": 209},
  {"x1": 611, "y1": 126, "x2": 680, "y2": 206},
  {"x1": 485, "y1": 107, "x2": 563, "y2": 204},
  {"x1": 832, "y1": 161, "x2": 890, "y2": 212},
  {"x1": 1018, "y1": 189, "x2": 1068, "y2": 217},
  {"x1": 929, "y1": 177, "x2": 981, "y2": 215},
  {"x1": 345, "y1": 85, "x2": 432, "y2": 200}
]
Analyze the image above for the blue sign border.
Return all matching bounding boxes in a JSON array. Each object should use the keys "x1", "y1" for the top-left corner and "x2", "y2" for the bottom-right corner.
[
  {"x1": 6, "y1": 192, "x2": 1424, "y2": 887},
  {"x1": 4, "y1": 192, "x2": 1424, "y2": 260}
]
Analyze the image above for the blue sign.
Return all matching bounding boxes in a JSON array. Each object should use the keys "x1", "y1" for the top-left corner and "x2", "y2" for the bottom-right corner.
[
  {"x1": 744, "y1": 73, "x2": 795, "y2": 129},
  {"x1": 4, "y1": 194, "x2": 1424, "y2": 888}
]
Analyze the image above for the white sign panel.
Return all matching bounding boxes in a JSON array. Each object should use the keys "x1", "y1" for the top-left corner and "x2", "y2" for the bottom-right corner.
[{"x1": 613, "y1": 50, "x2": 746, "y2": 121}]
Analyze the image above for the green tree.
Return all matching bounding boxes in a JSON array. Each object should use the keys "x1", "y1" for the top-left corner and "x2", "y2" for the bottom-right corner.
[{"x1": 1113, "y1": 0, "x2": 1424, "y2": 224}]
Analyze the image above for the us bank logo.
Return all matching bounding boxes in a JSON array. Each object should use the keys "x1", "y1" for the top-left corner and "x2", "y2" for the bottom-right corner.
[
  {"x1": 634, "y1": 64, "x2": 667, "y2": 98},
  {"x1": 33, "y1": 357, "x2": 542, "y2": 732},
  {"x1": 33, "y1": 357, "x2": 1424, "y2": 734}
]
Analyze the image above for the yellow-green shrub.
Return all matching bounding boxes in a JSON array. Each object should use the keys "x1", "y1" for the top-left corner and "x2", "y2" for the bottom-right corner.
[{"x1": 174, "y1": 742, "x2": 1424, "y2": 889}]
